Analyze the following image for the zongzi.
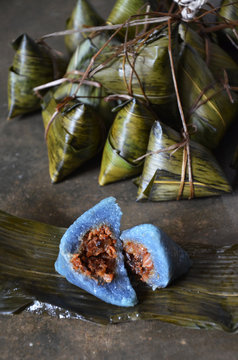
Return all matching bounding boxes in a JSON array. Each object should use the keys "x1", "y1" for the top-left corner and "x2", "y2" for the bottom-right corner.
[
  {"x1": 42, "y1": 95, "x2": 105, "y2": 183},
  {"x1": 136, "y1": 121, "x2": 231, "y2": 201},
  {"x1": 55, "y1": 197, "x2": 138, "y2": 307},
  {"x1": 121, "y1": 224, "x2": 191, "y2": 289},
  {"x1": 91, "y1": 26, "x2": 179, "y2": 105},
  {"x1": 65, "y1": 0, "x2": 104, "y2": 54},
  {"x1": 99, "y1": 99, "x2": 155, "y2": 185},
  {"x1": 178, "y1": 23, "x2": 238, "y2": 86},
  {"x1": 178, "y1": 44, "x2": 238, "y2": 149},
  {"x1": 8, "y1": 34, "x2": 66, "y2": 119}
]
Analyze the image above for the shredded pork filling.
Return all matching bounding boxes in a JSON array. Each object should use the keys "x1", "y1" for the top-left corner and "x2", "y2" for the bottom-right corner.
[
  {"x1": 71, "y1": 225, "x2": 117, "y2": 283},
  {"x1": 124, "y1": 241, "x2": 154, "y2": 282}
]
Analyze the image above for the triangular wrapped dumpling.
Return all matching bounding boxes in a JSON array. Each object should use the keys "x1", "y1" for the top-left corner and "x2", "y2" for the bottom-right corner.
[
  {"x1": 42, "y1": 95, "x2": 105, "y2": 183},
  {"x1": 91, "y1": 26, "x2": 179, "y2": 105},
  {"x1": 8, "y1": 34, "x2": 66, "y2": 119},
  {"x1": 178, "y1": 44, "x2": 238, "y2": 149},
  {"x1": 121, "y1": 224, "x2": 191, "y2": 289},
  {"x1": 178, "y1": 23, "x2": 238, "y2": 86},
  {"x1": 65, "y1": 0, "x2": 104, "y2": 54},
  {"x1": 55, "y1": 197, "x2": 138, "y2": 307},
  {"x1": 99, "y1": 99, "x2": 155, "y2": 185},
  {"x1": 137, "y1": 121, "x2": 231, "y2": 201}
]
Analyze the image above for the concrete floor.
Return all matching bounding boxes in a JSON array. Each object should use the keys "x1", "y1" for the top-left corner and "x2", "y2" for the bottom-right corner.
[{"x1": 0, "y1": 0, "x2": 238, "y2": 359}]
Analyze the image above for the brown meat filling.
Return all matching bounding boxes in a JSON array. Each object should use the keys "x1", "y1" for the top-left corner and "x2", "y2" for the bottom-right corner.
[
  {"x1": 71, "y1": 225, "x2": 117, "y2": 284},
  {"x1": 123, "y1": 241, "x2": 154, "y2": 282}
]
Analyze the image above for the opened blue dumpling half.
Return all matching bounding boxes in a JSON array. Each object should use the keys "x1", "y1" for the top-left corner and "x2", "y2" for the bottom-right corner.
[
  {"x1": 55, "y1": 197, "x2": 138, "y2": 307},
  {"x1": 121, "y1": 224, "x2": 191, "y2": 290}
]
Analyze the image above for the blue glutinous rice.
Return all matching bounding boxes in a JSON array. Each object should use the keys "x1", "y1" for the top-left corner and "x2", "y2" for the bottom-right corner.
[
  {"x1": 121, "y1": 224, "x2": 191, "y2": 290},
  {"x1": 55, "y1": 197, "x2": 138, "y2": 307}
]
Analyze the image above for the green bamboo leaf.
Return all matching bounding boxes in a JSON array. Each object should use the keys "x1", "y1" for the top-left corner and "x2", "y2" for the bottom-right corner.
[
  {"x1": 99, "y1": 137, "x2": 143, "y2": 185},
  {"x1": 142, "y1": 169, "x2": 231, "y2": 201},
  {"x1": 92, "y1": 26, "x2": 179, "y2": 105},
  {"x1": 110, "y1": 100, "x2": 155, "y2": 161},
  {"x1": 8, "y1": 67, "x2": 43, "y2": 117},
  {"x1": 137, "y1": 121, "x2": 231, "y2": 201},
  {"x1": 219, "y1": 0, "x2": 238, "y2": 44},
  {"x1": 42, "y1": 96, "x2": 105, "y2": 183},
  {"x1": 178, "y1": 23, "x2": 238, "y2": 86},
  {"x1": 65, "y1": 0, "x2": 104, "y2": 54},
  {"x1": 99, "y1": 99, "x2": 155, "y2": 185},
  {"x1": 178, "y1": 45, "x2": 238, "y2": 149},
  {"x1": 67, "y1": 37, "x2": 103, "y2": 73},
  {"x1": 107, "y1": 0, "x2": 158, "y2": 39},
  {"x1": 8, "y1": 34, "x2": 67, "y2": 119},
  {"x1": 0, "y1": 210, "x2": 238, "y2": 332}
]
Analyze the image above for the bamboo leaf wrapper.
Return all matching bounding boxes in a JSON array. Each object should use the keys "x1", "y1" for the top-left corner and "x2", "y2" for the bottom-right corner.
[
  {"x1": 91, "y1": 27, "x2": 178, "y2": 105},
  {"x1": 99, "y1": 99, "x2": 155, "y2": 185},
  {"x1": 42, "y1": 95, "x2": 105, "y2": 183},
  {"x1": 65, "y1": 0, "x2": 104, "y2": 54},
  {"x1": 219, "y1": 0, "x2": 238, "y2": 45},
  {"x1": 106, "y1": 0, "x2": 158, "y2": 39},
  {"x1": 8, "y1": 34, "x2": 66, "y2": 119},
  {"x1": 178, "y1": 23, "x2": 238, "y2": 86},
  {"x1": 136, "y1": 121, "x2": 231, "y2": 201},
  {"x1": 0, "y1": 210, "x2": 237, "y2": 332},
  {"x1": 178, "y1": 44, "x2": 238, "y2": 149}
]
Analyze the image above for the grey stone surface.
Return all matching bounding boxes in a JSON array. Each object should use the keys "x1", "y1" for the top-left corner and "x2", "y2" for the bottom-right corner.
[{"x1": 0, "y1": 1, "x2": 238, "y2": 359}]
